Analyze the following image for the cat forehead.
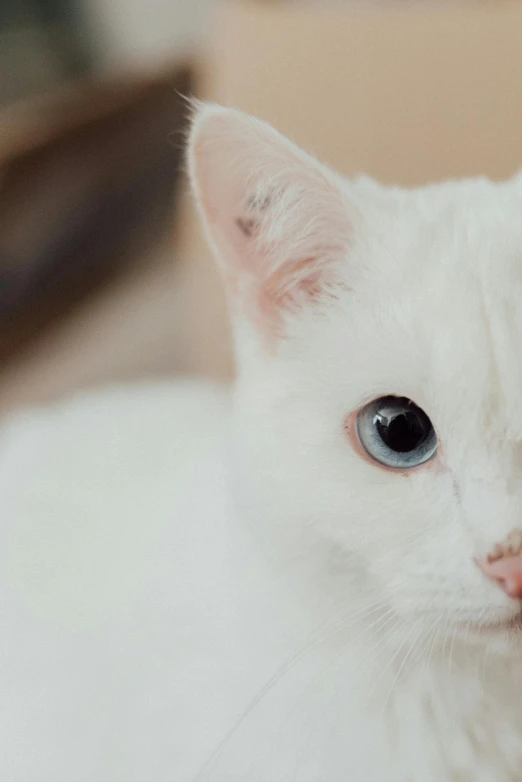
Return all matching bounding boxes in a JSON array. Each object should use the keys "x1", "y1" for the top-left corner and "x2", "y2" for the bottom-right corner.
[
  {"x1": 296, "y1": 175, "x2": 522, "y2": 436},
  {"x1": 350, "y1": 173, "x2": 522, "y2": 320},
  {"x1": 353, "y1": 173, "x2": 522, "y2": 247}
]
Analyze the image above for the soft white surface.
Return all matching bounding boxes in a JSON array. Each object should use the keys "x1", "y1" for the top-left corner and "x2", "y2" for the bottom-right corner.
[{"x1": 0, "y1": 381, "x2": 237, "y2": 781}]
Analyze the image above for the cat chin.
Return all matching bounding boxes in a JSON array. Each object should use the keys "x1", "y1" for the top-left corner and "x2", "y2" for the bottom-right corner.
[
  {"x1": 479, "y1": 612, "x2": 522, "y2": 633},
  {"x1": 396, "y1": 603, "x2": 522, "y2": 652},
  {"x1": 447, "y1": 612, "x2": 522, "y2": 655}
]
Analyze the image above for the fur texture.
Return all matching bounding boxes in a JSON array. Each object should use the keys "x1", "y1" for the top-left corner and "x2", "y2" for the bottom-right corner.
[{"x1": 1, "y1": 105, "x2": 522, "y2": 780}]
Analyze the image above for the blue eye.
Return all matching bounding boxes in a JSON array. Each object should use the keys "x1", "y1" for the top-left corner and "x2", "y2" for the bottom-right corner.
[{"x1": 356, "y1": 396, "x2": 437, "y2": 469}]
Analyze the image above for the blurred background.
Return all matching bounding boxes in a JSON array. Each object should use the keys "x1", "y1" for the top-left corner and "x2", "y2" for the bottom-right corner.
[{"x1": 1, "y1": 0, "x2": 522, "y2": 413}]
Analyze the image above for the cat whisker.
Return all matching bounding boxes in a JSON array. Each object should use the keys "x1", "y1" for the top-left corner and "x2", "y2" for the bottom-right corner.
[
  {"x1": 416, "y1": 625, "x2": 440, "y2": 685},
  {"x1": 361, "y1": 617, "x2": 415, "y2": 705},
  {"x1": 191, "y1": 596, "x2": 401, "y2": 781},
  {"x1": 372, "y1": 619, "x2": 430, "y2": 744},
  {"x1": 240, "y1": 611, "x2": 403, "y2": 782},
  {"x1": 404, "y1": 622, "x2": 435, "y2": 673},
  {"x1": 289, "y1": 614, "x2": 407, "y2": 781},
  {"x1": 282, "y1": 607, "x2": 399, "y2": 723},
  {"x1": 377, "y1": 617, "x2": 426, "y2": 721}
]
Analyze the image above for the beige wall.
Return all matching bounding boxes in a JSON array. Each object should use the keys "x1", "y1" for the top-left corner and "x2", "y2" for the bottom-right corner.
[{"x1": 206, "y1": 0, "x2": 522, "y2": 184}]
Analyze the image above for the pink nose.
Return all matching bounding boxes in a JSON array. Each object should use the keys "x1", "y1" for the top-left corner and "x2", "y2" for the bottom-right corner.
[{"x1": 479, "y1": 554, "x2": 522, "y2": 599}]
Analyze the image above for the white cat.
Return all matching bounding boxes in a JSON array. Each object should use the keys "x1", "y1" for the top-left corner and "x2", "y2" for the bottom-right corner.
[{"x1": 1, "y1": 104, "x2": 522, "y2": 781}]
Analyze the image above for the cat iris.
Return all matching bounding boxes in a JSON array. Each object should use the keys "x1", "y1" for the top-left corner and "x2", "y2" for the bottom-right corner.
[{"x1": 356, "y1": 396, "x2": 437, "y2": 469}]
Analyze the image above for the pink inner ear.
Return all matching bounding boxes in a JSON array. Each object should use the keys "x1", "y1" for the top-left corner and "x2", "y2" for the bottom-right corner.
[
  {"x1": 261, "y1": 256, "x2": 323, "y2": 306},
  {"x1": 232, "y1": 209, "x2": 326, "y2": 296},
  {"x1": 190, "y1": 107, "x2": 352, "y2": 340},
  {"x1": 249, "y1": 254, "x2": 332, "y2": 347},
  {"x1": 218, "y1": 203, "x2": 346, "y2": 343}
]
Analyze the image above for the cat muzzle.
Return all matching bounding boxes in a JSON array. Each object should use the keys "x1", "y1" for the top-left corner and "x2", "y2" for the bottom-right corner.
[{"x1": 478, "y1": 530, "x2": 522, "y2": 600}]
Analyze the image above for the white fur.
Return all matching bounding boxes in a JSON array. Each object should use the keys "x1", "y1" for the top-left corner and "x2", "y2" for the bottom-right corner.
[{"x1": 1, "y1": 106, "x2": 522, "y2": 780}]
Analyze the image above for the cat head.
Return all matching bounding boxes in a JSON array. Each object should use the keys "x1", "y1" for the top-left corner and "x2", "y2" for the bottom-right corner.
[{"x1": 189, "y1": 103, "x2": 522, "y2": 648}]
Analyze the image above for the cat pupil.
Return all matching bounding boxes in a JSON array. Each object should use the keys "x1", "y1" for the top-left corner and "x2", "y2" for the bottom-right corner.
[{"x1": 375, "y1": 409, "x2": 427, "y2": 453}]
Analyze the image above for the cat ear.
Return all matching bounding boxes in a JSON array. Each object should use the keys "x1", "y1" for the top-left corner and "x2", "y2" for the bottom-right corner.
[{"x1": 188, "y1": 103, "x2": 353, "y2": 331}]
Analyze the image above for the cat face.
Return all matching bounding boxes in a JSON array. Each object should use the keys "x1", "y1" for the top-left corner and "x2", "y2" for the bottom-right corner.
[{"x1": 189, "y1": 103, "x2": 522, "y2": 644}]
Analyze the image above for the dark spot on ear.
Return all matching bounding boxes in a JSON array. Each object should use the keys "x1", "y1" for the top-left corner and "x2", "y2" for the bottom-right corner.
[
  {"x1": 246, "y1": 193, "x2": 272, "y2": 212},
  {"x1": 238, "y1": 189, "x2": 284, "y2": 237},
  {"x1": 236, "y1": 217, "x2": 256, "y2": 237}
]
